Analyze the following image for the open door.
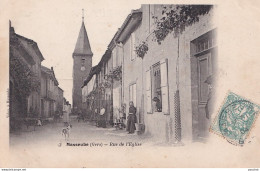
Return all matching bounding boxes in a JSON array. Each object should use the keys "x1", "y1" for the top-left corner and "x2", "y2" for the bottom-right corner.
[
  {"x1": 197, "y1": 53, "x2": 212, "y2": 139},
  {"x1": 190, "y1": 29, "x2": 217, "y2": 141}
]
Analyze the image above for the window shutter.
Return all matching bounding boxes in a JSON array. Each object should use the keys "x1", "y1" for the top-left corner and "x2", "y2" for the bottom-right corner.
[
  {"x1": 133, "y1": 83, "x2": 137, "y2": 106},
  {"x1": 149, "y1": 5, "x2": 155, "y2": 32},
  {"x1": 129, "y1": 85, "x2": 133, "y2": 102},
  {"x1": 160, "y1": 58, "x2": 170, "y2": 115},
  {"x1": 131, "y1": 33, "x2": 136, "y2": 60},
  {"x1": 146, "y1": 68, "x2": 152, "y2": 113}
]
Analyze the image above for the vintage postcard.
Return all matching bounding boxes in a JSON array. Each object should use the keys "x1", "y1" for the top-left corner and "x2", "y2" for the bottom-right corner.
[{"x1": 1, "y1": 0, "x2": 260, "y2": 168}]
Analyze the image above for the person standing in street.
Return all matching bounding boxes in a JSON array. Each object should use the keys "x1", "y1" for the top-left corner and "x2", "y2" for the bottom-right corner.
[
  {"x1": 63, "y1": 101, "x2": 70, "y2": 124},
  {"x1": 99, "y1": 106, "x2": 106, "y2": 128},
  {"x1": 126, "y1": 101, "x2": 137, "y2": 134}
]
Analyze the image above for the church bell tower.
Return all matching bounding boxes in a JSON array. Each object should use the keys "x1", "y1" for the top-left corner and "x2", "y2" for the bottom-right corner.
[{"x1": 72, "y1": 10, "x2": 93, "y2": 111}]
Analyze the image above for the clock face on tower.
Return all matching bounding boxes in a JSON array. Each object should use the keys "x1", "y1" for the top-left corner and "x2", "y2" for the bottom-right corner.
[{"x1": 81, "y1": 66, "x2": 86, "y2": 71}]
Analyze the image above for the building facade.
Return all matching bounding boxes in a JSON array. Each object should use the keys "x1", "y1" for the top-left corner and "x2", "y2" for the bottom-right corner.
[
  {"x1": 82, "y1": 65, "x2": 99, "y2": 120},
  {"x1": 41, "y1": 66, "x2": 59, "y2": 118},
  {"x1": 57, "y1": 87, "x2": 64, "y2": 114},
  {"x1": 10, "y1": 25, "x2": 36, "y2": 119},
  {"x1": 9, "y1": 21, "x2": 65, "y2": 133},
  {"x1": 82, "y1": 5, "x2": 217, "y2": 143},
  {"x1": 114, "y1": 9, "x2": 143, "y2": 128},
  {"x1": 9, "y1": 22, "x2": 44, "y2": 120},
  {"x1": 82, "y1": 49, "x2": 113, "y2": 125},
  {"x1": 108, "y1": 32, "x2": 124, "y2": 126},
  {"x1": 17, "y1": 35, "x2": 44, "y2": 118},
  {"x1": 118, "y1": 5, "x2": 217, "y2": 142}
]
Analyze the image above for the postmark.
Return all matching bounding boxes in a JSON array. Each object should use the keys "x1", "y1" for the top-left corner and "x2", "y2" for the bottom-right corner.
[{"x1": 210, "y1": 92, "x2": 260, "y2": 146}]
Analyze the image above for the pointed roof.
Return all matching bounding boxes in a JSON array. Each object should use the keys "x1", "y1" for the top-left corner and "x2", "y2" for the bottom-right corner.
[{"x1": 73, "y1": 21, "x2": 93, "y2": 56}]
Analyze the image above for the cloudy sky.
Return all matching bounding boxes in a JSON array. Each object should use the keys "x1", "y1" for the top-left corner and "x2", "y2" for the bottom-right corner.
[{"x1": 7, "y1": 0, "x2": 141, "y2": 103}]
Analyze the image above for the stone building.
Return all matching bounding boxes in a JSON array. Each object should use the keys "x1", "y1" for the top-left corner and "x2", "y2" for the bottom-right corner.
[
  {"x1": 10, "y1": 24, "x2": 35, "y2": 119},
  {"x1": 17, "y1": 37, "x2": 44, "y2": 118},
  {"x1": 41, "y1": 66, "x2": 59, "y2": 118},
  {"x1": 9, "y1": 22, "x2": 44, "y2": 120},
  {"x1": 96, "y1": 50, "x2": 113, "y2": 125},
  {"x1": 82, "y1": 49, "x2": 112, "y2": 125},
  {"x1": 82, "y1": 5, "x2": 217, "y2": 143},
  {"x1": 72, "y1": 19, "x2": 93, "y2": 112},
  {"x1": 117, "y1": 5, "x2": 217, "y2": 143},
  {"x1": 57, "y1": 87, "x2": 64, "y2": 114},
  {"x1": 108, "y1": 31, "x2": 124, "y2": 126},
  {"x1": 114, "y1": 9, "x2": 143, "y2": 127},
  {"x1": 82, "y1": 65, "x2": 100, "y2": 119},
  {"x1": 9, "y1": 21, "x2": 64, "y2": 132}
]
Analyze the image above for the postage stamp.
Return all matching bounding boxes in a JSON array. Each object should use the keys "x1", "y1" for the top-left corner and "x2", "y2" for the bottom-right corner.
[{"x1": 210, "y1": 92, "x2": 260, "y2": 146}]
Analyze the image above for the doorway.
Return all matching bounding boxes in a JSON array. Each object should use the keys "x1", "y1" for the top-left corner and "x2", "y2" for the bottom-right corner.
[{"x1": 190, "y1": 29, "x2": 217, "y2": 141}]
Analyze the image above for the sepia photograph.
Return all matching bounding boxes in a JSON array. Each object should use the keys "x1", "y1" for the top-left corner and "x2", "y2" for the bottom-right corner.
[{"x1": 1, "y1": 0, "x2": 260, "y2": 168}]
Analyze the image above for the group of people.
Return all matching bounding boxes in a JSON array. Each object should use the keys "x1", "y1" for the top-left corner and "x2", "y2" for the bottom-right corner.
[
  {"x1": 60, "y1": 100, "x2": 138, "y2": 134},
  {"x1": 112, "y1": 101, "x2": 138, "y2": 134},
  {"x1": 93, "y1": 101, "x2": 138, "y2": 134}
]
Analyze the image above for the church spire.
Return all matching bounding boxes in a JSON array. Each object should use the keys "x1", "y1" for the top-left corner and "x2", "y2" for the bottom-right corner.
[
  {"x1": 73, "y1": 10, "x2": 93, "y2": 56},
  {"x1": 82, "y1": 9, "x2": 84, "y2": 23}
]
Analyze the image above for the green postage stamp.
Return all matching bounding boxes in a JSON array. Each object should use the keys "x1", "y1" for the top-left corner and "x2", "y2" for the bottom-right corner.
[{"x1": 210, "y1": 92, "x2": 260, "y2": 146}]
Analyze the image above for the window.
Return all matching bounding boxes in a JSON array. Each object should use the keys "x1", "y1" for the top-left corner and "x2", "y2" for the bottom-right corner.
[
  {"x1": 113, "y1": 87, "x2": 121, "y2": 110},
  {"x1": 112, "y1": 49, "x2": 117, "y2": 68},
  {"x1": 129, "y1": 83, "x2": 137, "y2": 107},
  {"x1": 130, "y1": 33, "x2": 136, "y2": 61},
  {"x1": 195, "y1": 31, "x2": 216, "y2": 54},
  {"x1": 106, "y1": 62, "x2": 108, "y2": 74},
  {"x1": 81, "y1": 58, "x2": 85, "y2": 65},
  {"x1": 52, "y1": 81, "x2": 54, "y2": 91},
  {"x1": 146, "y1": 59, "x2": 169, "y2": 114},
  {"x1": 81, "y1": 58, "x2": 86, "y2": 71},
  {"x1": 103, "y1": 63, "x2": 106, "y2": 75},
  {"x1": 149, "y1": 5, "x2": 155, "y2": 33},
  {"x1": 152, "y1": 63, "x2": 162, "y2": 112}
]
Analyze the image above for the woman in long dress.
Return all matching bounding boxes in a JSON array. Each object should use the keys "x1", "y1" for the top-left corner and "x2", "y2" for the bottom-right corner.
[
  {"x1": 126, "y1": 101, "x2": 137, "y2": 134},
  {"x1": 98, "y1": 106, "x2": 106, "y2": 128}
]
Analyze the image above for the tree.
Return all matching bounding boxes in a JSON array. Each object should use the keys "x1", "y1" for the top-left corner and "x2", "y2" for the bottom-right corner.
[
  {"x1": 10, "y1": 54, "x2": 40, "y2": 99},
  {"x1": 153, "y1": 5, "x2": 213, "y2": 44}
]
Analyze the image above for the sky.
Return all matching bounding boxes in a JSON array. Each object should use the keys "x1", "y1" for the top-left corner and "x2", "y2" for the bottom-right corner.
[{"x1": 8, "y1": 0, "x2": 141, "y2": 103}]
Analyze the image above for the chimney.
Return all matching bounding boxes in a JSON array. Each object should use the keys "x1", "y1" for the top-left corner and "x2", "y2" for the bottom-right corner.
[
  {"x1": 9, "y1": 20, "x2": 15, "y2": 35},
  {"x1": 51, "y1": 67, "x2": 53, "y2": 71}
]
